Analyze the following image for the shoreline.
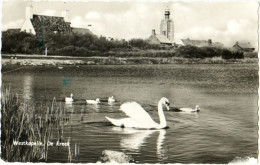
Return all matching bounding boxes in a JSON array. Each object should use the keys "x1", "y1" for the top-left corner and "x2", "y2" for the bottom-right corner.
[{"x1": 1, "y1": 54, "x2": 258, "y2": 66}]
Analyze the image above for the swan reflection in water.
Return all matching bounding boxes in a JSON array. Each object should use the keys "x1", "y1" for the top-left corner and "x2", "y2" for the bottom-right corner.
[
  {"x1": 108, "y1": 102, "x2": 115, "y2": 106},
  {"x1": 64, "y1": 102, "x2": 74, "y2": 113},
  {"x1": 111, "y1": 127, "x2": 168, "y2": 161},
  {"x1": 86, "y1": 104, "x2": 100, "y2": 112}
]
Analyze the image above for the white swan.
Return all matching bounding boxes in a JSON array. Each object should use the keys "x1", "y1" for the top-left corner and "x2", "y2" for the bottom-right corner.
[
  {"x1": 65, "y1": 93, "x2": 73, "y2": 102},
  {"x1": 86, "y1": 98, "x2": 100, "y2": 104},
  {"x1": 105, "y1": 97, "x2": 170, "y2": 129},
  {"x1": 108, "y1": 96, "x2": 115, "y2": 103},
  {"x1": 180, "y1": 105, "x2": 200, "y2": 112}
]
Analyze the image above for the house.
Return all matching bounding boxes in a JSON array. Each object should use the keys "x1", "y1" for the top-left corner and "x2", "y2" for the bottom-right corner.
[
  {"x1": 27, "y1": 14, "x2": 72, "y2": 36},
  {"x1": 20, "y1": 6, "x2": 92, "y2": 36},
  {"x1": 5, "y1": 28, "x2": 22, "y2": 33},
  {"x1": 181, "y1": 38, "x2": 224, "y2": 48},
  {"x1": 232, "y1": 41, "x2": 255, "y2": 52},
  {"x1": 147, "y1": 30, "x2": 173, "y2": 46},
  {"x1": 182, "y1": 38, "x2": 211, "y2": 47},
  {"x1": 72, "y1": 27, "x2": 93, "y2": 35}
]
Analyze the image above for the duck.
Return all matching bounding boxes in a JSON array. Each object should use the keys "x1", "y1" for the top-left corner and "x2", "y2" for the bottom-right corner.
[
  {"x1": 65, "y1": 93, "x2": 73, "y2": 102},
  {"x1": 58, "y1": 66, "x2": 63, "y2": 69},
  {"x1": 108, "y1": 96, "x2": 115, "y2": 103},
  {"x1": 179, "y1": 105, "x2": 200, "y2": 112},
  {"x1": 86, "y1": 98, "x2": 100, "y2": 104},
  {"x1": 105, "y1": 97, "x2": 170, "y2": 129}
]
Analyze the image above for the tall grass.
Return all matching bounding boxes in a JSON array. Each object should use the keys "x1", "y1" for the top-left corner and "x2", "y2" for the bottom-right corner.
[
  {"x1": 1, "y1": 85, "x2": 45, "y2": 161},
  {"x1": 1, "y1": 85, "x2": 80, "y2": 162}
]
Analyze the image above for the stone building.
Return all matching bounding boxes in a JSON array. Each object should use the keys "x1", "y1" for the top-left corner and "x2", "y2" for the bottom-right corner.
[
  {"x1": 181, "y1": 38, "x2": 224, "y2": 48},
  {"x1": 20, "y1": 5, "x2": 92, "y2": 36},
  {"x1": 232, "y1": 41, "x2": 255, "y2": 52},
  {"x1": 148, "y1": 9, "x2": 174, "y2": 45},
  {"x1": 160, "y1": 8, "x2": 174, "y2": 42},
  {"x1": 147, "y1": 29, "x2": 173, "y2": 46}
]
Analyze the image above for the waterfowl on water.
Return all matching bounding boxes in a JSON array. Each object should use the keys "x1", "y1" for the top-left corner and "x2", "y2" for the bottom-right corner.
[
  {"x1": 105, "y1": 97, "x2": 170, "y2": 129},
  {"x1": 108, "y1": 96, "x2": 115, "y2": 103},
  {"x1": 179, "y1": 105, "x2": 200, "y2": 112},
  {"x1": 65, "y1": 93, "x2": 73, "y2": 102},
  {"x1": 86, "y1": 98, "x2": 100, "y2": 104}
]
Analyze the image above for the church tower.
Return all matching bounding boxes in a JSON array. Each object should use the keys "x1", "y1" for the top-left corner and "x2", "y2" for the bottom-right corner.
[{"x1": 160, "y1": 8, "x2": 174, "y2": 42}]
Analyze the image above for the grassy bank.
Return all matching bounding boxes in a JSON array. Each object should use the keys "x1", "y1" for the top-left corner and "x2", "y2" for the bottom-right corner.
[{"x1": 1, "y1": 54, "x2": 258, "y2": 67}]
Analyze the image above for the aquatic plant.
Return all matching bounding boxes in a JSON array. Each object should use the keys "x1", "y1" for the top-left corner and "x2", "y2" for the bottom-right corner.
[
  {"x1": 1, "y1": 85, "x2": 45, "y2": 161},
  {"x1": 1, "y1": 85, "x2": 77, "y2": 162}
]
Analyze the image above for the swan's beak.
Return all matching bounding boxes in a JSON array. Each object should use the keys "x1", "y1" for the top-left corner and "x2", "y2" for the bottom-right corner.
[
  {"x1": 166, "y1": 105, "x2": 170, "y2": 111},
  {"x1": 165, "y1": 102, "x2": 170, "y2": 110}
]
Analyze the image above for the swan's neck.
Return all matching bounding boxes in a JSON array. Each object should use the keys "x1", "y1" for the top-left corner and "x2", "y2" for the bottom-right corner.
[{"x1": 158, "y1": 101, "x2": 167, "y2": 128}]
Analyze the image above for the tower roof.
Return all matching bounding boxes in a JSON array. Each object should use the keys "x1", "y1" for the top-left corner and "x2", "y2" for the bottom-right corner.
[
  {"x1": 164, "y1": 8, "x2": 170, "y2": 19},
  {"x1": 165, "y1": 7, "x2": 170, "y2": 14}
]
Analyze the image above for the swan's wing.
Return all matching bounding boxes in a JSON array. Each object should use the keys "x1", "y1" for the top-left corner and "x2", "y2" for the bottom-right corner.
[{"x1": 120, "y1": 102, "x2": 155, "y2": 124}]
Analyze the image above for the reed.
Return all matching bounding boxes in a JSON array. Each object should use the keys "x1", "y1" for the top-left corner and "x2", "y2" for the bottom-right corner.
[
  {"x1": 1, "y1": 85, "x2": 75, "y2": 162},
  {"x1": 67, "y1": 138, "x2": 80, "y2": 163},
  {"x1": 1, "y1": 85, "x2": 45, "y2": 162}
]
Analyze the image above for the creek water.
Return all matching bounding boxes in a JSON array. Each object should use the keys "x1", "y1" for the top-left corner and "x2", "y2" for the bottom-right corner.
[{"x1": 2, "y1": 63, "x2": 258, "y2": 163}]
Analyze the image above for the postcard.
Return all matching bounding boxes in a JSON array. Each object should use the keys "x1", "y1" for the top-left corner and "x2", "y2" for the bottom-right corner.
[{"x1": 1, "y1": 0, "x2": 258, "y2": 164}]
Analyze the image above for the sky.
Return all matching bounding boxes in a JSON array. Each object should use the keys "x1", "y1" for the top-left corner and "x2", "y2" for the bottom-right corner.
[{"x1": 1, "y1": 0, "x2": 259, "y2": 47}]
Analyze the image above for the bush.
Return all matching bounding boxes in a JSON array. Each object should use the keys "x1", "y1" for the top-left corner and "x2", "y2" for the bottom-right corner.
[
  {"x1": 0, "y1": 30, "x2": 247, "y2": 59},
  {"x1": 176, "y1": 45, "x2": 204, "y2": 58},
  {"x1": 57, "y1": 45, "x2": 75, "y2": 56},
  {"x1": 221, "y1": 49, "x2": 244, "y2": 59},
  {"x1": 243, "y1": 52, "x2": 258, "y2": 58},
  {"x1": 233, "y1": 51, "x2": 244, "y2": 59},
  {"x1": 74, "y1": 47, "x2": 89, "y2": 56},
  {"x1": 2, "y1": 31, "x2": 39, "y2": 54},
  {"x1": 220, "y1": 49, "x2": 233, "y2": 59},
  {"x1": 175, "y1": 46, "x2": 244, "y2": 59}
]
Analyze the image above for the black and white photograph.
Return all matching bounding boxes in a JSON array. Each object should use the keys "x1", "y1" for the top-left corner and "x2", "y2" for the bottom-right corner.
[{"x1": 1, "y1": 0, "x2": 258, "y2": 164}]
